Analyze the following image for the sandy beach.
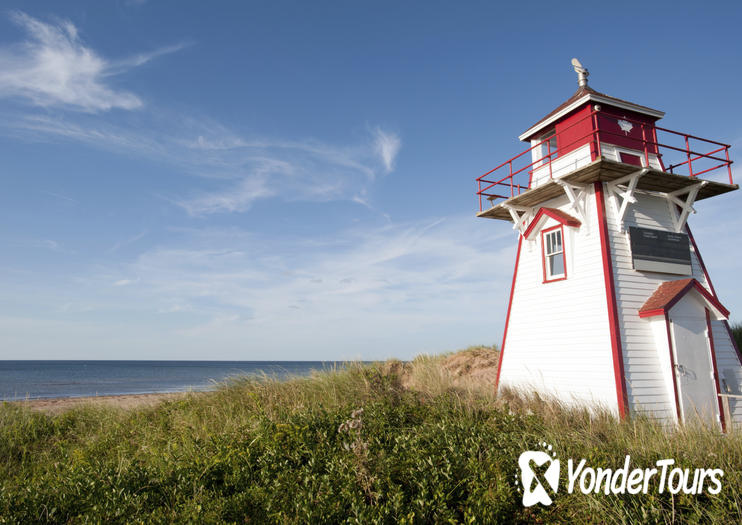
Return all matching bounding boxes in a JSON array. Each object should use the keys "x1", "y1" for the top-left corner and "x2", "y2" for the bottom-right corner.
[{"x1": 8, "y1": 392, "x2": 190, "y2": 414}]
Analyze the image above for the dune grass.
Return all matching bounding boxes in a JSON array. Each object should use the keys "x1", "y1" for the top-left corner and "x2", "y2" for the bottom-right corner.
[
  {"x1": 0, "y1": 350, "x2": 740, "y2": 523},
  {"x1": 731, "y1": 322, "x2": 742, "y2": 352}
]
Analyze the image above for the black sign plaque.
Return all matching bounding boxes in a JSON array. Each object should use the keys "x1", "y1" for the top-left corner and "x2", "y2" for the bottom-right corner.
[{"x1": 628, "y1": 226, "x2": 692, "y2": 275}]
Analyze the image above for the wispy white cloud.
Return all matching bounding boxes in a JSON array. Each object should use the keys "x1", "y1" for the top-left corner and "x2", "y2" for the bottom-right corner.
[
  {"x1": 106, "y1": 43, "x2": 187, "y2": 73},
  {"x1": 177, "y1": 169, "x2": 277, "y2": 215},
  {"x1": 28, "y1": 239, "x2": 61, "y2": 251},
  {"x1": 0, "y1": 13, "x2": 400, "y2": 217},
  {"x1": 0, "y1": 11, "x2": 184, "y2": 112},
  {"x1": 42, "y1": 189, "x2": 78, "y2": 204},
  {"x1": 81, "y1": 216, "x2": 514, "y2": 358},
  {"x1": 372, "y1": 127, "x2": 401, "y2": 173},
  {"x1": 113, "y1": 278, "x2": 138, "y2": 287},
  {"x1": 176, "y1": 127, "x2": 401, "y2": 215},
  {"x1": 2, "y1": 110, "x2": 401, "y2": 215},
  {"x1": 108, "y1": 230, "x2": 148, "y2": 253},
  {"x1": 8, "y1": 114, "x2": 169, "y2": 157}
]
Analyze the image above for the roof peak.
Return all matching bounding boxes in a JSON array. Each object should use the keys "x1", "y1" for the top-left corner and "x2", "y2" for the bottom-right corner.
[{"x1": 518, "y1": 85, "x2": 664, "y2": 142}]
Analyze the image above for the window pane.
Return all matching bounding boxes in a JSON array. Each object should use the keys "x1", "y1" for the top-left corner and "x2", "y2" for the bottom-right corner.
[
  {"x1": 549, "y1": 253, "x2": 565, "y2": 278},
  {"x1": 544, "y1": 230, "x2": 562, "y2": 256}
]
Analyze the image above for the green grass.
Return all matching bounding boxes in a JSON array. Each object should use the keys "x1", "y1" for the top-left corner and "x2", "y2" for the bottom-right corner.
[
  {"x1": 731, "y1": 322, "x2": 742, "y2": 352},
  {"x1": 0, "y1": 351, "x2": 740, "y2": 524}
]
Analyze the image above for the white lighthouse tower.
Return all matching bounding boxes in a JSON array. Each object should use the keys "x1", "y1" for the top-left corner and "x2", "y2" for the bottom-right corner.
[{"x1": 478, "y1": 60, "x2": 742, "y2": 429}]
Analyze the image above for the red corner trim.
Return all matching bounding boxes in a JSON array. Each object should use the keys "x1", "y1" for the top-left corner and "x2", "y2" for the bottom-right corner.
[
  {"x1": 523, "y1": 207, "x2": 581, "y2": 239},
  {"x1": 706, "y1": 308, "x2": 727, "y2": 432},
  {"x1": 495, "y1": 234, "x2": 523, "y2": 393},
  {"x1": 686, "y1": 225, "x2": 742, "y2": 367},
  {"x1": 594, "y1": 181, "x2": 628, "y2": 418},
  {"x1": 686, "y1": 225, "x2": 717, "y2": 297},
  {"x1": 664, "y1": 312, "x2": 682, "y2": 423}
]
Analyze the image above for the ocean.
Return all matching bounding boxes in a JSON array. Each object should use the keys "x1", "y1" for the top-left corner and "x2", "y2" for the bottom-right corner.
[{"x1": 0, "y1": 361, "x2": 350, "y2": 401}]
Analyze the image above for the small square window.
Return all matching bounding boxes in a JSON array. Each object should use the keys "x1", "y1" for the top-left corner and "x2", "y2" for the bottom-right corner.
[
  {"x1": 542, "y1": 227, "x2": 566, "y2": 282},
  {"x1": 539, "y1": 130, "x2": 557, "y2": 159}
]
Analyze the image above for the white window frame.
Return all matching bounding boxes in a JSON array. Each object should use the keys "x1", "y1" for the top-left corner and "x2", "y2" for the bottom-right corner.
[{"x1": 542, "y1": 225, "x2": 566, "y2": 282}]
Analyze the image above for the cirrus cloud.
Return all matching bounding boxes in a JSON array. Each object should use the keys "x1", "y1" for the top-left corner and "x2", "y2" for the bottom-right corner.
[{"x1": 0, "y1": 11, "x2": 184, "y2": 112}]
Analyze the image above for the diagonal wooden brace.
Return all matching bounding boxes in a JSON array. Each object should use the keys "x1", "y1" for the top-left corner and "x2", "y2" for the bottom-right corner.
[
  {"x1": 606, "y1": 168, "x2": 648, "y2": 229},
  {"x1": 554, "y1": 180, "x2": 589, "y2": 222},
  {"x1": 502, "y1": 203, "x2": 535, "y2": 236},
  {"x1": 666, "y1": 181, "x2": 707, "y2": 232}
]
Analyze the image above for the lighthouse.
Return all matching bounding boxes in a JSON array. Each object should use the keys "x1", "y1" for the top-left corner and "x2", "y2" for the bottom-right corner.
[{"x1": 478, "y1": 60, "x2": 742, "y2": 429}]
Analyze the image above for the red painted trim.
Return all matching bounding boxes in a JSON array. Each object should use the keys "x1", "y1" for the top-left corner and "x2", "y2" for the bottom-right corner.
[
  {"x1": 595, "y1": 181, "x2": 628, "y2": 418},
  {"x1": 706, "y1": 308, "x2": 726, "y2": 432},
  {"x1": 686, "y1": 225, "x2": 717, "y2": 298},
  {"x1": 685, "y1": 226, "x2": 742, "y2": 367},
  {"x1": 692, "y1": 282, "x2": 729, "y2": 318},
  {"x1": 664, "y1": 312, "x2": 683, "y2": 423},
  {"x1": 523, "y1": 207, "x2": 581, "y2": 239},
  {"x1": 494, "y1": 234, "x2": 523, "y2": 393},
  {"x1": 639, "y1": 308, "x2": 667, "y2": 319},
  {"x1": 541, "y1": 224, "x2": 567, "y2": 283}
]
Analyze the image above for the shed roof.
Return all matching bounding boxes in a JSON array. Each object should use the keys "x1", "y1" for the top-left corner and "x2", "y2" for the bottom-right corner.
[{"x1": 638, "y1": 278, "x2": 729, "y2": 319}]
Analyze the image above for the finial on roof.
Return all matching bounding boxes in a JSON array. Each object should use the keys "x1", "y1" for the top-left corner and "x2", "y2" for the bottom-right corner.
[{"x1": 571, "y1": 58, "x2": 589, "y2": 87}]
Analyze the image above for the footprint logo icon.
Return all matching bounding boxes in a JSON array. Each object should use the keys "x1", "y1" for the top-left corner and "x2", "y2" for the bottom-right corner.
[{"x1": 515, "y1": 442, "x2": 560, "y2": 507}]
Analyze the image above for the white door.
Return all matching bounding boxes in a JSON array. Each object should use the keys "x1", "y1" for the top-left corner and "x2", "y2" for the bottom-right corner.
[{"x1": 670, "y1": 308, "x2": 719, "y2": 427}]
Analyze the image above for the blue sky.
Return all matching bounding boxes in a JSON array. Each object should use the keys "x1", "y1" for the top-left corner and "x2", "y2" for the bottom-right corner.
[{"x1": 1, "y1": 1, "x2": 741, "y2": 360}]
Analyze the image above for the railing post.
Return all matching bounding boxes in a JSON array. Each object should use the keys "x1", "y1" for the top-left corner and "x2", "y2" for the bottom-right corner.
[
  {"x1": 509, "y1": 162, "x2": 513, "y2": 197},
  {"x1": 548, "y1": 139, "x2": 553, "y2": 180},
  {"x1": 641, "y1": 123, "x2": 649, "y2": 167},
  {"x1": 591, "y1": 110, "x2": 601, "y2": 161},
  {"x1": 685, "y1": 135, "x2": 694, "y2": 177},
  {"x1": 478, "y1": 179, "x2": 482, "y2": 211},
  {"x1": 726, "y1": 147, "x2": 733, "y2": 184}
]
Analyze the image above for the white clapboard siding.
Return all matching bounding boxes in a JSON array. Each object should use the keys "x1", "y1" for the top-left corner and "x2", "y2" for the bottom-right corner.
[
  {"x1": 498, "y1": 183, "x2": 741, "y2": 426},
  {"x1": 600, "y1": 143, "x2": 663, "y2": 170},
  {"x1": 604, "y1": 191, "x2": 732, "y2": 422},
  {"x1": 499, "y1": 188, "x2": 619, "y2": 413},
  {"x1": 711, "y1": 321, "x2": 742, "y2": 427}
]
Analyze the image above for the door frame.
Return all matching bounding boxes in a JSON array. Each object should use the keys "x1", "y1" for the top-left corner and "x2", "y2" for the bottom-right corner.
[{"x1": 666, "y1": 306, "x2": 723, "y2": 430}]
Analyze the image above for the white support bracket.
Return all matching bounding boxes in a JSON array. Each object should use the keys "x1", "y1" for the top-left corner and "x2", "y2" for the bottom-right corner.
[
  {"x1": 666, "y1": 181, "x2": 707, "y2": 233},
  {"x1": 554, "y1": 180, "x2": 589, "y2": 222},
  {"x1": 605, "y1": 168, "x2": 648, "y2": 230},
  {"x1": 502, "y1": 203, "x2": 535, "y2": 236}
]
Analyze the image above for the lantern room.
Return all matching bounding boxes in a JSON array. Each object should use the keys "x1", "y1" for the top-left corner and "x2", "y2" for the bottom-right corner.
[{"x1": 520, "y1": 84, "x2": 664, "y2": 189}]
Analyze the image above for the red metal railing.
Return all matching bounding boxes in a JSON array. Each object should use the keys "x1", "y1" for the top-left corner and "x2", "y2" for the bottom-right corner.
[{"x1": 476, "y1": 109, "x2": 734, "y2": 211}]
